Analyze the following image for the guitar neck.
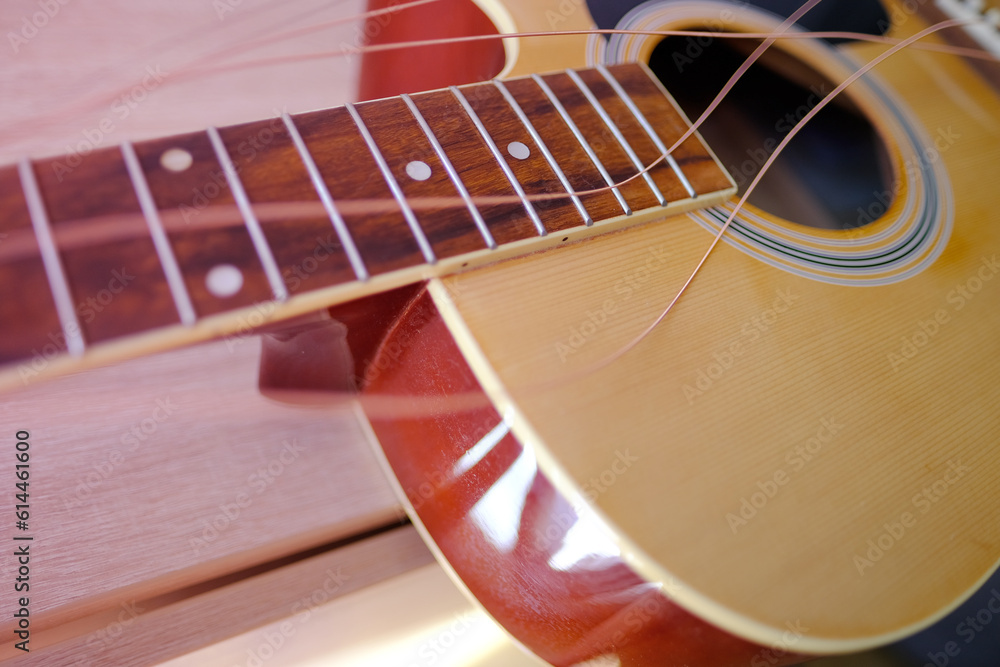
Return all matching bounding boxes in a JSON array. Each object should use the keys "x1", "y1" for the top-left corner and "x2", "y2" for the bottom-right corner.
[{"x1": 0, "y1": 62, "x2": 733, "y2": 389}]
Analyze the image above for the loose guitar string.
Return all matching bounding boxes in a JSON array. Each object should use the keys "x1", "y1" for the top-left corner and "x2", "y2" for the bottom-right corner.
[
  {"x1": 135, "y1": 23, "x2": 999, "y2": 215},
  {"x1": 0, "y1": 2, "x2": 984, "y2": 238},
  {"x1": 184, "y1": 0, "x2": 999, "y2": 78},
  {"x1": 352, "y1": 14, "x2": 972, "y2": 419},
  {"x1": 3, "y1": 0, "x2": 990, "y2": 213},
  {"x1": 518, "y1": 16, "x2": 971, "y2": 398},
  {"x1": 5, "y1": 1, "x2": 984, "y2": 253},
  {"x1": 174, "y1": 0, "x2": 999, "y2": 72},
  {"x1": 202, "y1": 0, "x2": 442, "y2": 64},
  {"x1": 2, "y1": 0, "x2": 992, "y2": 155},
  {"x1": 8, "y1": 9, "x2": 977, "y2": 270},
  {"x1": 160, "y1": 6, "x2": 989, "y2": 211},
  {"x1": 205, "y1": 26, "x2": 1000, "y2": 81},
  {"x1": 0, "y1": 0, "x2": 439, "y2": 150}
]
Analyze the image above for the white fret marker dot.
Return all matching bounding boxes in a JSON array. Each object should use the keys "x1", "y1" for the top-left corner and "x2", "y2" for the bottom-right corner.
[
  {"x1": 160, "y1": 148, "x2": 193, "y2": 172},
  {"x1": 405, "y1": 160, "x2": 431, "y2": 181},
  {"x1": 507, "y1": 141, "x2": 530, "y2": 160},
  {"x1": 206, "y1": 264, "x2": 243, "y2": 298}
]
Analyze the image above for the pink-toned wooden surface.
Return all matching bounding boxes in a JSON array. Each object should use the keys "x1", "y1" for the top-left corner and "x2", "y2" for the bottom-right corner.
[
  {"x1": 0, "y1": 0, "x2": 368, "y2": 162},
  {"x1": 0, "y1": 1, "x2": 425, "y2": 663}
]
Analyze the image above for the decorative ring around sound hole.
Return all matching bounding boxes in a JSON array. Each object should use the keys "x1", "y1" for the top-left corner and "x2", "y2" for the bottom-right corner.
[{"x1": 586, "y1": 0, "x2": 953, "y2": 286}]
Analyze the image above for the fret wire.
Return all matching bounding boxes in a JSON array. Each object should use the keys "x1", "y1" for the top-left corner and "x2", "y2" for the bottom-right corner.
[
  {"x1": 565, "y1": 68, "x2": 667, "y2": 207},
  {"x1": 449, "y1": 86, "x2": 547, "y2": 237},
  {"x1": 120, "y1": 141, "x2": 197, "y2": 326},
  {"x1": 206, "y1": 125, "x2": 289, "y2": 301},
  {"x1": 345, "y1": 102, "x2": 437, "y2": 265},
  {"x1": 492, "y1": 80, "x2": 592, "y2": 226},
  {"x1": 596, "y1": 64, "x2": 697, "y2": 199},
  {"x1": 17, "y1": 159, "x2": 86, "y2": 358},
  {"x1": 401, "y1": 94, "x2": 497, "y2": 250},
  {"x1": 281, "y1": 113, "x2": 369, "y2": 281},
  {"x1": 530, "y1": 74, "x2": 632, "y2": 216}
]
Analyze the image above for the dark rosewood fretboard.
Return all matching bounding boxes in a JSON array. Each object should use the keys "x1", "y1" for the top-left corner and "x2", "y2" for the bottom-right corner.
[{"x1": 0, "y1": 63, "x2": 733, "y2": 387}]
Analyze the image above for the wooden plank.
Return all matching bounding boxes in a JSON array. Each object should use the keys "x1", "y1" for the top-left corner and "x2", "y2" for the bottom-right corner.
[
  {"x1": 0, "y1": 1, "x2": 407, "y2": 664},
  {"x1": 3, "y1": 526, "x2": 433, "y2": 665},
  {"x1": 161, "y1": 559, "x2": 545, "y2": 667},
  {"x1": 0, "y1": 335, "x2": 402, "y2": 642}
]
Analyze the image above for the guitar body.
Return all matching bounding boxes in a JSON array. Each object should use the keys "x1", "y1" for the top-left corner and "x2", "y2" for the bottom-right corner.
[{"x1": 359, "y1": 0, "x2": 1000, "y2": 664}]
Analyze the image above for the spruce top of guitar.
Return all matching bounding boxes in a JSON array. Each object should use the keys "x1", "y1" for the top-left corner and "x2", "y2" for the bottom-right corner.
[{"x1": 0, "y1": 62, "x2": 734, "y2": 389}]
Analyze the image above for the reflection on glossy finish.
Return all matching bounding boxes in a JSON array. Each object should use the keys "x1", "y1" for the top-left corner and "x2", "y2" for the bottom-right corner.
[
  {"x1": 469, "y1": 434, "x2": 535, "y2": 554},
  {"x1": 363, "y1": 288, "x2": 801, "y2": 667}
]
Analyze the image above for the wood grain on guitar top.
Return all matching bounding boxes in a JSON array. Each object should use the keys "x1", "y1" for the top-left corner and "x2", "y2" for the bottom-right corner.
[{"x1": 430, "y1": 0, "x2": 1000, "y2": 650}]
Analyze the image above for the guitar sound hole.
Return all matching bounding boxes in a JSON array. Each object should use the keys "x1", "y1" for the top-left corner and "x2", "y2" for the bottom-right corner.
[{"x1": 650, "y1": 35, "x2": 892, "y2": 230}]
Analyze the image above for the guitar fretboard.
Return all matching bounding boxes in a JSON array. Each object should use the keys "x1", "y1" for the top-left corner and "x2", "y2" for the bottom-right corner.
[{"x1": 0, "y1": 63, "x2": 733, "y2": 386}]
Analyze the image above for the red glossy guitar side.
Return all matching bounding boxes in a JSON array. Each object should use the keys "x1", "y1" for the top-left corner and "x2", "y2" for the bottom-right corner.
[
  {"x1": 354, "y1": 0, "x2": 1000, "y2": 665},
  {"x1": 353, "y1": 1, "x2": 800, "y2": 664},
  {"x1": 361, "y1": 287, "x2": 801, "y2": 666}
]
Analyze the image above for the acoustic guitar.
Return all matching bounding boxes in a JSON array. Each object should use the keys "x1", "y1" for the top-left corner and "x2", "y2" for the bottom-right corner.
[{"x1": 0, "y1": 0, "x2": 997, "y2": 665}]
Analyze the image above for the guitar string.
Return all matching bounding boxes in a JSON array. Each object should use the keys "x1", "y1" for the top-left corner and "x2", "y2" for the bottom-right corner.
[
  {"x1": 1, "y1": 0, "x2": 989, "y2": 156},
  {"x1": 354, "y1": 14, "x2": 973, "y2": 418},
  {"x1": 2, "y1": 2, "x2": 982, "y2": 235},
  {"x1": 4, "y1": 20, "x2": 986, "y2": 223},
  {"x1": 0, "y1": 0, "x2": 442, "y2": 149},
  {"x1": 1, "y1": 2, "x2": 990, "y2": 400},
  {"x1": 2, "y1": 8, "x2": 995, "y2": 153},
  {"x1": 523, "y1": 16, "x2": 970, "y2": 393},
  {"x1": 145, "y1": 0, "x2": 1000, "y2": 77},
  {"x1": 185, "y1": 27, "x2": 1000, "y2": 80},
  {"x1": 216, "y1": 0, "x2": 1000, "y2": 66},
  {"x1": 1, "y1": 4, "x2": 977, "y2": 254}
]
